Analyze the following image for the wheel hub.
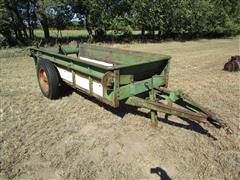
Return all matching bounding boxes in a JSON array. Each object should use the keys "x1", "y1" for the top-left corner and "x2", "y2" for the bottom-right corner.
[{"x1": 39, "y1": 68, "x2": 49, "y2": 93}]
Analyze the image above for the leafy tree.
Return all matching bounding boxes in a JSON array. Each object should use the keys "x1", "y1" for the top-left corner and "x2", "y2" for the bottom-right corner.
[
  {"x1": 33, "y1": 0, "x2": 64, "y2": 39},
  {"x1": 110, "y1": 0, "x2": 133, "y2": 36},
  {"x1": 210, "y1": 0, "x2": 240, "y2": 35},
  {"x1": 3, "y1": 0, "x2": 29, "y2": 40},
  {"x1": 1, "y1": 0, "x2": 240, "y2": 46},
  {"x1": 0, "y1": 0, "x2": 15, "y2": 45},
  {"x1": 68, "y1": 0, "x2": 133, "y2": 40}
]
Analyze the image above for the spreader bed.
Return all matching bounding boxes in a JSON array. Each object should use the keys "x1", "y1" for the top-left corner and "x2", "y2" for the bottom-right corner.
[{"x1": 30, "y1": 44, "x2": 225, "y2": 128}]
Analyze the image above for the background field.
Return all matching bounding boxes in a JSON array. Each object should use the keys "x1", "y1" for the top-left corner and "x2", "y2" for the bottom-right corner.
[
  {"x1": 34, "y1": 29, "x2": 88, "y2": 39},
  {"x1": 0, "y1": 37, "x2": 239, "y2": 179},
  {"x1": 33, "y1": 29, "x2": 142, "y2": 38}
]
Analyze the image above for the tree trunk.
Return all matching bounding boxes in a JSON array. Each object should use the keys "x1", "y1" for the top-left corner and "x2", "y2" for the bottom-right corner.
[
  {"x1": 14, "y1": 29, "x2": 18, "y2": 39},
  {"x1": 40, "y1": 14, "x2": 50, "y2": 39},
  {"x1": 17, "y1": 28, "x2": 23, "y2": 40},
  {"x1": 34, "y1": 0, "x2": 50, "y2": 39},
  {"x1": 6, "y1": 4, "x2": 28, "y2": 40},
  {"x1": 87, "y1": 28, "x2": 93, "y2": 42},
  {"x1": 158, "y1": 30, "x2": 162, "y2": 39},
  {"x1": 0, "y1": 30, "x2": 15, "y2": 46},
  {"x1": 13, "y1": 8, "x2": 28, "y2": 39},
  {"x1": 86, "y1": 16, "x2": 93, "y2": 42},
  {"x1": 151, "y1": 30, "x2": 155, "y2": 37},
  {"x1": 141, "y1": 27, "x2": 145, "y2": 36},
  {"x1": 22, "y1": 27, "x2": 28, "y2": 39},
  {"x1": 95, "y1": 28, "x2": 106, "y2": 40},
  {"x1": 27, "y1": 1, "x2": 34, "y2": 39}
]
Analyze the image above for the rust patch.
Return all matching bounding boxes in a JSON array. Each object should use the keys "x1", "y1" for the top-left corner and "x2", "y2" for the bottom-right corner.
[{"x1": 38, "y1": 68, "x2": 49, "y2": 93}]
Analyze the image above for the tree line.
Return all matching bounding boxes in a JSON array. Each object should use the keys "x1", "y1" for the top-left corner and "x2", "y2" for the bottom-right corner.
[{"x1": 0, "y1": 0, "x2": 239, "y2": 46}]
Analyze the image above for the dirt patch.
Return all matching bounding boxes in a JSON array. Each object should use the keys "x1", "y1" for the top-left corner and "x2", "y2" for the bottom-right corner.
[{"x1": 0, "y1": 38, "x2": 240, "y2": 179}]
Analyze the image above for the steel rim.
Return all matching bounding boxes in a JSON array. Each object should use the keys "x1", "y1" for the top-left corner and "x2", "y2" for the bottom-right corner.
[{"x1": 39, "y1": 68, "x2": 49, "y2": 93}]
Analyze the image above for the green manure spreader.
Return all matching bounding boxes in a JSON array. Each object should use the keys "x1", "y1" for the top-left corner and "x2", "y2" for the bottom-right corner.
[{"x1": 30, "y1": 44, "x2": 225, "y2": 128}]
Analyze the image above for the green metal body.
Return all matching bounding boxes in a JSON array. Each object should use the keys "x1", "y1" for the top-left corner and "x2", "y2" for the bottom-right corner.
[
  {"x1": 30, "y1": 44, "x2": 224, "y2": 128},
  {"x1": 30, "y1": 45, "x2": 170, "y2": 107}
]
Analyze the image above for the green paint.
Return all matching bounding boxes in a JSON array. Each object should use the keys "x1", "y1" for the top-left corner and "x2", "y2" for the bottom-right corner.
[
  {"x1": 30, "y1": 45, "x2": 222, "y2": 127},
  {"x1": 120, "y1": 75, "x2": 133, "y2": 85},
  {"x1": 119, "y1": 75, "x2": 165, "y2": 100}
]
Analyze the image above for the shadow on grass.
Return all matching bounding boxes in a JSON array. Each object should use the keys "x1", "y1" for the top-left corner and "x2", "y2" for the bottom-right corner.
[
  {"x1": 59, "y1": 86, "x2": 217, "y2": 140},
  {"x1": 33, "y1": 34, "x2": 162, "y2": 47},
  {"x1": 7, "y1": 32, "x2": 232, "y2": 48},
  {"x1": 150, "y1": 167, "x2": 172, "y2": 180}
]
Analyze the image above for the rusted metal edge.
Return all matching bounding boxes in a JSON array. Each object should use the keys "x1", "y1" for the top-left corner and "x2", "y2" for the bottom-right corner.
[
  {"x1": 155, "y1": 87, "x2": 228, "y2": 129},
  {"x1": 30, "y1": 47, "x2": 171, "y2": 71},
  {"x1": 125, "y1": 96, "x2": 209, "y2": 124}
]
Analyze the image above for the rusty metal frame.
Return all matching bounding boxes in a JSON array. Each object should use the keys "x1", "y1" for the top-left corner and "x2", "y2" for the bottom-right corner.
[{"x1": 30, "y1": 46, "x2": 225, "y2": 129}]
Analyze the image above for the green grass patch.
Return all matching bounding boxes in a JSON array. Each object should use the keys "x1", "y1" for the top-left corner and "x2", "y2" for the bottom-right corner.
[
  {"x1": 34, "y1": 29, "x2": 89, "y2": 38},
  {"x1": 34, "y1": 29, "x2": 142, "y2": 38}
]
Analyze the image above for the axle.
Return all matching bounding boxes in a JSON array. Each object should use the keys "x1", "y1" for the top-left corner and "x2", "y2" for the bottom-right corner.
[{"x1": 125, "y1": 87, "x2": 226, "y2": 128}]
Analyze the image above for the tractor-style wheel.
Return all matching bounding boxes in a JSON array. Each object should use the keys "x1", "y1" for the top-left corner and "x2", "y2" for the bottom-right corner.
[{"x1": 37, "y1": 59, "x2": 60, "y2": 99}]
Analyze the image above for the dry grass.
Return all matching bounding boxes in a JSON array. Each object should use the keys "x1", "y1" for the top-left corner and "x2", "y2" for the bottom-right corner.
[{"x1": 0, "y1": 37, "x2": 239, "y2": 179}]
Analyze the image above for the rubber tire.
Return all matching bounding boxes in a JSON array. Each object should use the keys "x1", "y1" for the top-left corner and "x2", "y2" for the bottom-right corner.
[{"x1": 37, "y1": 59, "x2": 60, "y2": 99}]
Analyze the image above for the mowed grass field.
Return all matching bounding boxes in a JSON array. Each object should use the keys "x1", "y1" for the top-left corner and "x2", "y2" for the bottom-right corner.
[
  {"x1": 0, "y1": 37, "x2": 239, "y2": 179},
  {"x1": 34, "y1": 29, "x2": 142, "y2": 38},
  {"x1": 34, "y1": 29, "x2": 89, "y2": 38}
]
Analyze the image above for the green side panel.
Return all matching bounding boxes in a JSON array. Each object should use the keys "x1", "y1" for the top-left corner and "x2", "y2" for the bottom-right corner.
[
  {"x1": 120, "y1": 75, "x2": 134, "y2": 85},
  {"x1": 119, "y1": 60, "x2": 169, "y2": 81},
  {"x1": 119, "y1": 75, "x2": 165, "y2": 100},
  {"x1": 30, "y1": 46, "x2": 171, "y2": 72},
  {"x1": 41, "y1": 54, "x2": 106, "y2": 79},
  {"x1": 30, "y1": 46, "x2": 171, "y2": 108},
  {"x1": 78, "y1": 44, "x2": 171, "y2": 66},
  {"x1": 80, "y1": 47, "x2": 137, "y2": 64}
]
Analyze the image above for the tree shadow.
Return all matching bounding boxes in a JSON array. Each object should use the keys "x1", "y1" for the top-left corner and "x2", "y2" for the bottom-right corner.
[
  {"x1": 12, "y1": 32, "x2": 230, "y2": 48},
  {"x1": 59, "y1": 87, "x2": 216, "y2": 140},
  {"x1": 3, "y1": 28, "x2": 235, "y2": 49},
  {"x1": 150, "y1": 167, "x2": 172, "y2": 180}
]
